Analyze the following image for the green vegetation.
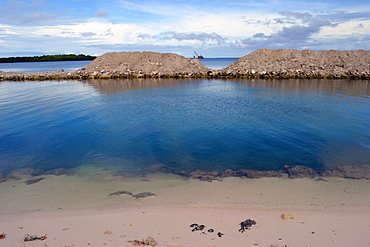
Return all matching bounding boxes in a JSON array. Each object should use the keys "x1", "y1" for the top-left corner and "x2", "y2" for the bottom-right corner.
[{"x1": 0, "y1": 54, "x2": 97, "y2": 63}]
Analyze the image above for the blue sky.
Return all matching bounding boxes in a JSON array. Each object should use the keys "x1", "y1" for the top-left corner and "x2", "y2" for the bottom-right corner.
[{"x1": 0, "y1": 0, "x2": 369, "y2": 57}]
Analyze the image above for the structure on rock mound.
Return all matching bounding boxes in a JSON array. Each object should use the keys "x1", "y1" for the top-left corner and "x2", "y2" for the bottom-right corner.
[
  {"x1": 85, "y1": 51, "x2": 209, "y2": 76},
  {"x1": 222, "y1": 49, "x2": 370, "y2": 76}
]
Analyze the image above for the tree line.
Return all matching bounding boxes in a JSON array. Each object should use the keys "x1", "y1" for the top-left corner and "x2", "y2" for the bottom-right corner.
[{"x1": 0, "y1": 54, "x2": 97, "y2": 63}]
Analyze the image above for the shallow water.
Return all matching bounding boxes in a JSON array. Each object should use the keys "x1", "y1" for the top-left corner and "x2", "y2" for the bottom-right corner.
[{"x1": 0, "y1": 79, "x2": 369, "y2": 175}]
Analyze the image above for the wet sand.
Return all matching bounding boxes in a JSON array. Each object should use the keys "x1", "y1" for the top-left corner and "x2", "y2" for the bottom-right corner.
[{"x1": 0, "y1": 170, "x2": 369, "y2": 246}]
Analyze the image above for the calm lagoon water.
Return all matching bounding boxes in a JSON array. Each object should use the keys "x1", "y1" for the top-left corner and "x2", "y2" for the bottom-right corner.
[{"x1": 1, "y1": 78, "x2": 369, "y2": 175}]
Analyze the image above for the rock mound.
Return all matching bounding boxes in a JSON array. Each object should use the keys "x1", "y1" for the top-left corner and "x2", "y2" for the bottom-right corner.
[
  {"x1": 222, "y1": 49, "x2": 370, "y2": 77},
  {"x1": 84, "y1": 51, "x2": 209, "y2": 76}
]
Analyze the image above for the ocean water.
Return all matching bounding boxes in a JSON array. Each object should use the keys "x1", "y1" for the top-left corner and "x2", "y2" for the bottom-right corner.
[
  {"x1": 199, "y1": 58, "x2": 238, "y2": 70},
  {"x1": 1, "y1": 78, "x2": 369, "y2": 175},
  {"x1": 0, "y1": 60, "x2": 93, "y2": 73}
]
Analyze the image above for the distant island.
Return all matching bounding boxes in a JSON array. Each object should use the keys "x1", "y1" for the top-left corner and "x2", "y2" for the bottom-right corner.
[{"x1": 0, "y1": 54, "x2": 97, "y2": 63}]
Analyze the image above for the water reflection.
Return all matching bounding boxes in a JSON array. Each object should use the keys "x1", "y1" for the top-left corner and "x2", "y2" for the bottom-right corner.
[
  {"x1": 232, "y1": 79, "x2": 370, "y2": 97},
  {"x1": 85, "y1": 78, "x2": 370, "y2": 98},
  {"x1": 84, "y1": 78, "x2": 193, "y2": 94}
]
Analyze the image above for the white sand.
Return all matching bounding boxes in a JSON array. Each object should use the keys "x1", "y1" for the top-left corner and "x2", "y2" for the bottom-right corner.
[{"x1": 0, "y1": 171, "x2": 369, "y2": 246}]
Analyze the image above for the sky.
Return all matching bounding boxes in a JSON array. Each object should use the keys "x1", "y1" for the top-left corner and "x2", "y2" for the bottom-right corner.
[{"x1": 0, "y1": 0, "x2": 370, "y2": 58}]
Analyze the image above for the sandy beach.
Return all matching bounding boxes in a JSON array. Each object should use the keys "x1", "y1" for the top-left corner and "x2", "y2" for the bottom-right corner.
[{"x1": 0, "y1": 170, "x2": 369, "y2": 246}]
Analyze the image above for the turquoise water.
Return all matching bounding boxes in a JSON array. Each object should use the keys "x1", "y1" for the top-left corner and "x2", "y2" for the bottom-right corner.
[{"x1": 0, "y1": 79, "x2": 369, "y2": 174}]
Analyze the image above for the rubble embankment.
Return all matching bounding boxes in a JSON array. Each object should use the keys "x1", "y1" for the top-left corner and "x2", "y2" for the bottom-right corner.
[
  {"x1": 220, "y1": 49, "x2": 370, "y2": 79},
  {"x1": 1, "y1": 49, "x2": 370, "y2": 81}
]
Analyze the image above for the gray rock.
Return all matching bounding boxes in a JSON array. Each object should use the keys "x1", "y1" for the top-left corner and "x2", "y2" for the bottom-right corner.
[
  {"x1": 240, "y1": 169, "x2": 281, "y2": 178},
  {"x1": 281, "y1": 165, "x2": 318, "y2": 179},
  {"x1": 189, "y1": 170, "x2": 221, "y2": 182}
]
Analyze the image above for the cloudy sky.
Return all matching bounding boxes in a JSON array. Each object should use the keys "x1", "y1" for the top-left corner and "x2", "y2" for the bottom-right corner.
[{"x1": 0, "y1": 0, "x2": 369, "y2": 57}]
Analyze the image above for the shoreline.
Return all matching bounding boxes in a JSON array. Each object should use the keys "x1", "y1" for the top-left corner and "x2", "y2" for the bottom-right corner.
[
  {"x1": 2, "y1": 164, "x2": 369, "y2": 185},
  {"x1": 0, "y1": 173, "x2": 369, "y2": 246},
  {"x1": 1, "y1": 69, "x2": 370, "y2": 81}
]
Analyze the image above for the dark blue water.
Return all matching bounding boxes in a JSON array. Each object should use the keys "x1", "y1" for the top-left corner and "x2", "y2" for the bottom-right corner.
[{"x1": 0, "y1": 79, "x2": 369, "y2": 174}]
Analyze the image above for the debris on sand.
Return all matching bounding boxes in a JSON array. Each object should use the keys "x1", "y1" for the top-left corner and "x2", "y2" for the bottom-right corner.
[
  {"x1": 128, "y1": 236, "x2": 157, "y2": 246},
  {"x1": 132, "y1": 192, "x2": 156, "y2": 199},
  {"x1": 108, "y1": 190, "x2": 156, "y2": 199},
  {"x1": 190, "y1": 223, "x2": 206, "y2": 232},
  {"x1": 0, "y1": 232, "x2": 6, "y2": 239},
  {"x1": 190, "y1": 223, "x2": 220, "y2": 236},
  {"x1": 24, "y1": 177, "x2": 44, "y2": 185},
  {"x1": 281, "y1": 213, "x2": 299, "y2": 220},
  {"x1": 239, "y1": 219, "x2": 257, "y2": 232},
  {"x1": 24, "y1": 234, "x2": 47, "y2": 242},
  {"x1": 108, "y1": 190, "x2": 133, "y2": 196}
]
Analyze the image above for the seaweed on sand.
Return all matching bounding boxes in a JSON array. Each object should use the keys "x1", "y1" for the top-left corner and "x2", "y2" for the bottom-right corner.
[
  {"x1": 108, "y1": 190, "x2": 133, "y2": 196},
  {"x1": 132, "y1": 192, "x2": 156, "y2": 199}
]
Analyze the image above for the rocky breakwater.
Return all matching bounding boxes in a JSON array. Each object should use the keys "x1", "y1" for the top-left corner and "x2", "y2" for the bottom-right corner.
[
  {"x1": 0, "y1": 69, "x2": 71, "y2": 81},
  {"x1": 76, "y1": 51, "x2": 210, "y2": 79},
  {"x1": 220, "y1": 49, "x2": 370, "y2": 79}
]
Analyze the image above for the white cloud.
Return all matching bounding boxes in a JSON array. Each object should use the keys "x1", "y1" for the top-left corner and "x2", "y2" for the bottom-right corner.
[
  {"x1": 318, "y1": 20, "x2": 370, "y2": 38},
  {"x1": 95, "y1": 8, "x2": 109, "y2": 17},
  {"x1": 0, "y1": 24, "x2": 19, "y2": 35}
]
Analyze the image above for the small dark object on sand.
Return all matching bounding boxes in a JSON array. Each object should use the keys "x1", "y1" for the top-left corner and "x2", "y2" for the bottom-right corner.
[
  {"x1": 217, "y1": 232, "x2": 225, "y2": 237},
  {"x1": 0, "y1": 232, "x2": 6, "y2": 239},
  {"x1": 25, "y1": 177, "x2": 44, "y2": 185},
  {"x1": 132, "y1": 192, "x2": 156, "y2": 199},
  {"x1": 24, "y1": 234, "x2": 47, "y2": 242},
  {"x1": 191, "y1": 224, "x2": 205, "y2": 232},
  {"x1": 208, "y1": 229, "x2": 214, "y2": 233},
  {"x1": 108, "y1": 190, "x2": 133, "y2": 196},
  {"x1": 239, "y1": 219, "x2": 257, "y2": 232},
  {"x1": 128, "y1": 236, "x2": 157, "y2": 246}
]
